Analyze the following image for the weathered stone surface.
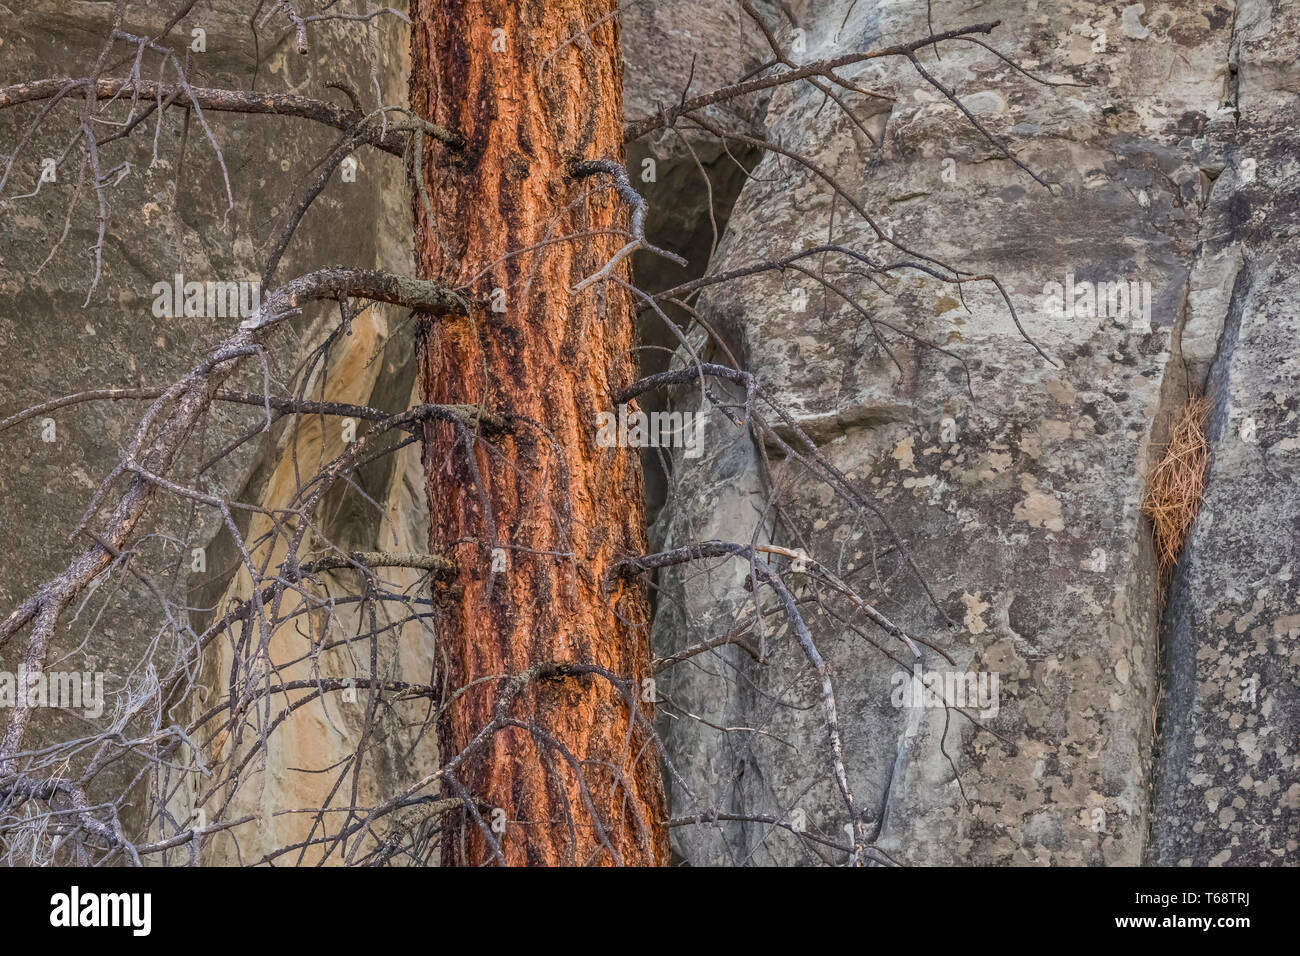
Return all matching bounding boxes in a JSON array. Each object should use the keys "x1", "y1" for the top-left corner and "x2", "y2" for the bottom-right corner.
[
  {"x1": 648, "y1": 0, "x2": 1296, "y2": 866},
  {"x1": 622, "y1": 0, "x2": 768, "y2": 138},
  {"x1": 4, "y1": 0, "x2": 1295, "y2": 867},
  {"x1": 1150, "y1": 0, "x2": 1300, "y2": 866},
  {"x1": 0, "y1": 3, "x2": 418, "y2": 844}
]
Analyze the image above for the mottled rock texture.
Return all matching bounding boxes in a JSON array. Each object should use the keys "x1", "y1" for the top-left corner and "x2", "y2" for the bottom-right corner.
[
  {"x1": 1, "y1": 0, "x2": 1295, "y2": 866},
  {"x1": 1150, "y1": 0, "x2": 1300, "y2": 866},
  {"x1": 648, "y1": 0, "x2": 1296, "y2": 866}
]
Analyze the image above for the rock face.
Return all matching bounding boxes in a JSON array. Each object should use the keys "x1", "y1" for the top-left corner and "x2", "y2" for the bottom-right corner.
[
  {"x1": 1, "y1": 0, "x2": 1295, "y2": 866},
  {"x1": 0, "y1": 3, "x2": 423, "y2": 855},
  {"x1": 1150, "y1": 0, "x2": 1300, "y2": 866},
  {"x1": 648, "y1": 0, "x2": 1297, "y2": 866}
]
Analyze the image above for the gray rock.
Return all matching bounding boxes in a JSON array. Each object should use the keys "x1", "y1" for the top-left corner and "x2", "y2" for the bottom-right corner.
[
  {"x1": 649, "y1": 0, "x2": 1296, "y2": 866},
  {"x1": 1150, "y1": 0, "x2": 1300, "y2": 866}
]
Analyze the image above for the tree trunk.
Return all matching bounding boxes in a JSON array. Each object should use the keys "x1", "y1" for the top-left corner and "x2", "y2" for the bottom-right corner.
[{"x1": 409, "y1": 0, "x2": 667, "y2": 865}]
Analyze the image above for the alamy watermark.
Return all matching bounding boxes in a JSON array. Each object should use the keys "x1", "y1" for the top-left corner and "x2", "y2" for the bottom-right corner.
[
  {"x1": 890, "y1": 663, "x2": 1000, "y2": 719},
  {"x1": 50, "y1": 886, "x2": 151, "y2": 936},
  {"x1": 595, "y1": 405, "x2": 704, "y2": 458},
  {"x1": 0, "y1": 668, "x2": 105, "y2": 719},
  {"x1": 151, "y1": 273, "x2": 261, "y2": 319},
  {"x1": 1041, "y1": 272, "x2": 1152, "y2": 330}
]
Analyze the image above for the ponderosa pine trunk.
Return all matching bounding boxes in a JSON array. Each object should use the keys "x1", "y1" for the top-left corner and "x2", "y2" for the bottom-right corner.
[{"x1": 410, "y1": 0, "x2": 667, "y2": 866}]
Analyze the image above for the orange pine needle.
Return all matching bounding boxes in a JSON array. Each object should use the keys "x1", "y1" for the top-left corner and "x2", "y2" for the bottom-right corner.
[{"x1": 1141, "y1": 393, "x2": 1210, "y2": 605}]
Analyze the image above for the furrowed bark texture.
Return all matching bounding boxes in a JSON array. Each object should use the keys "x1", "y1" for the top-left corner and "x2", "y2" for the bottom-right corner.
[{"x1": 410, "y1": 0, "x2": 667, "y2": 866}]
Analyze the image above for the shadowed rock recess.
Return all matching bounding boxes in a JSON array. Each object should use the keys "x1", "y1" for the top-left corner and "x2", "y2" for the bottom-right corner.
[{"x1": 0, "y1": 0, "x2": 1294, "y2": 865}]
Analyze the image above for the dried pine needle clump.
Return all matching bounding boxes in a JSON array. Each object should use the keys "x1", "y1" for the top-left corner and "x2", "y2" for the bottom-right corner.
[{"x1": 1142, "y1": 392, "x2": 1210, "y2": 602}]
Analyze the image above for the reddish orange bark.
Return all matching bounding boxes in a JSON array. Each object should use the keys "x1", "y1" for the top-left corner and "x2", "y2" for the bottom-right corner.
[{"x1": 410, "y1": 0, "x2": 667, "y2": 865}]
